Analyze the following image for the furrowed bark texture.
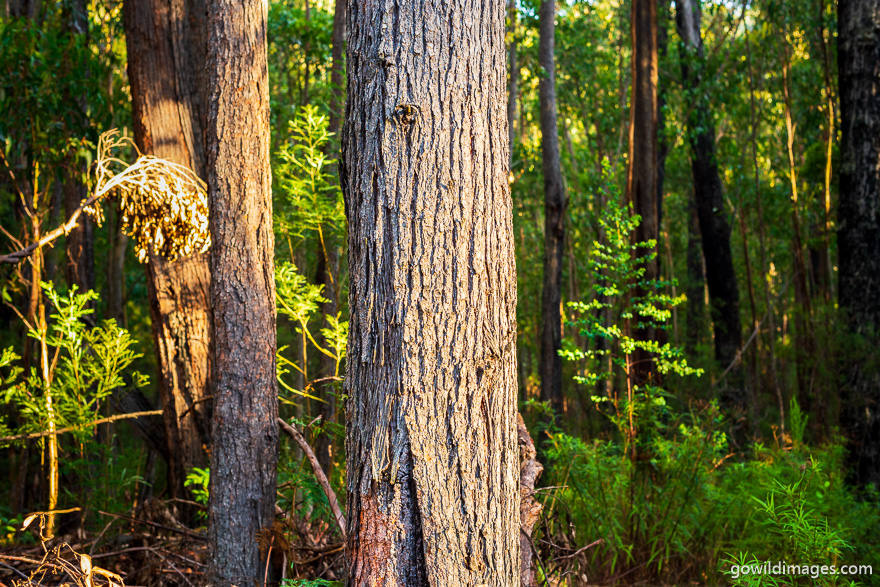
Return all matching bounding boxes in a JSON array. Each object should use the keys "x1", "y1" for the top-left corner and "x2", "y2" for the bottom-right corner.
[
  {"x1": 626, "y1": 0, "x2": 659, "y2": 385},
  {"x1": 675, "y1": 0, "x2": 742, "y2": 404},
  {"x1": 518, "y1": 414, "x2": 543, "y2": 587},
  {"x1": 123, "y1": 0, "x2": 213, "y2": 522},
  {"x1": 838, "y1": 0, "x2": 880, "y2": 490},
  {"x1": 538, "y1": 0, "x2": 566, "y2": 419},
  {"x1": 341, "y1": 0, "x2": 519, "y2": 580},
  {"x1": 205, "y1": 0, "x2": 279, "y2": 582}
]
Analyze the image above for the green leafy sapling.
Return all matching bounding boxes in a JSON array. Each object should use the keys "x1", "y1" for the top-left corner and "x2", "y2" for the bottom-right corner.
[
  {"x1": 273, "y1": 104, "x2": 345, "y2": 260},
  {"x1": 3, "y1": 283, "x2": 147, "y2": 442},
  {"x1": 275, "y1": 262, "x2": 348, "y2": 403}
]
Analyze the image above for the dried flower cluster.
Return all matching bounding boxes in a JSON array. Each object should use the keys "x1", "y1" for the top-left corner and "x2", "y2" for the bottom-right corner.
[{"x1": 88, "y1": 129, "x2": 210, "y2": 262}]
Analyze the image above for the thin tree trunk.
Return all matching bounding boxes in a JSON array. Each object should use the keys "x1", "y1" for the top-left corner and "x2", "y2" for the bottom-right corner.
[
  {"x1": 675, "y1": 0, "x2": 743, "y2": 408},
  {"x1": 314, "y1": 0, "x2": 347, "y2": 477},
  {"x1": 508, "y1": 0, "x2": 519, "y2": 167},
  {"x1": 685, "y1": 196, "x2": 704, "y2": 357},
  {"x1": 744, "y1": 6, "x2": 784, "y2": 431},
  {"x1": 539, "y1": 0, "x2": 566, "y2": 419},
  {"x1": 779, "y1": 17, "x2": 814, "y2": 419},
  {"x1": 837, "y1": 0, "x2": 880, "y2": 491},
  {"x1": 205, "y1": 0, "x2": 279, "y2": 581},
  {"x1": 123, "y1": 0, "x2": 213, "y2": 524},
  {"x1": 341, "y1": 0, "x2": 519, "y2": 579},
  {"x1": 626, "y1": 0, "x2": 659, "y2": 386},
  {"x1": 63, "y1": 0, "x2": 93, "y2": 297}
]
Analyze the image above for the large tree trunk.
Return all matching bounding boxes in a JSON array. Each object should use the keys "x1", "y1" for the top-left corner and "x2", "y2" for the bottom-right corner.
[
  {"x1": 837, "y1": 0, "x2": 880, "y2": 491},
  {"x1": 341, "y1": 0, "x2": 519, "y2": 579},
  {"x1": 122, "y1": 0, "x2": 213, "y2": 523},
  {"x1": 539, "y1": 0, "x2": 566, "y2": 420},
  {"x1": 205, "y1": 0, "x2": 278, "y2": 582},
  {"x1": 674, "y1": 0, "x2": 742, "y2": 407},
  {"x1": 626, "y1": 0, "x2": 659, "y2": 386}
]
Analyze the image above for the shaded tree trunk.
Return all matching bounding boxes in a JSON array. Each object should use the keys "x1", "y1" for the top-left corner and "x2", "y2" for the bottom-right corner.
[
  {"x1": 685, "y1": 197, "x2": 704, "y2": 357},
  {"x1": 63, "y1": 0, "x2": 94, "y2": 297},
  {"x1": 204, "y1": 0, "x2": 279, "y2": 582},
  {"x1": 341, "y1": 0, "x2": 519, "y2": 579},
  {"x1": 837, "y1": 0, "x2": 880, "y2": 491},
  {"x1": 122, "y1": 0, "x2": 213, "y2": 524},
  {"x1": 314, "y1": 0, "x2": 347, "y2": 477},
  {"x1": 626, "y1": 0, "x2": 659, "y2": 385},
  {"x1": 674, "y1": 0, "x2": 742, "y2": 407},
  {"x1": 539, "y1": 0, "x2": 566, "y2": 419}
]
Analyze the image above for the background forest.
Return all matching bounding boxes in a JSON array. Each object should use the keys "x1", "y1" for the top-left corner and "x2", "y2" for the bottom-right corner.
[{"x1": 0, "y1": 0, "x2": 879, "y2": 584}]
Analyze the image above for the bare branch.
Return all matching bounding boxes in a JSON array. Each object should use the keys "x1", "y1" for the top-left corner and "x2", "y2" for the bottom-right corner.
[{"x1": 277, "y1": 417, "x2": 347, "y2": 539}]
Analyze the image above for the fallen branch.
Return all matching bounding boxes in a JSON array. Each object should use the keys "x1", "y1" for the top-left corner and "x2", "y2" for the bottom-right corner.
[
  {"x1": 0, "y1": 410, "x2": 163, "y2": 443},
  {"x1": 277, "y1": 417, "x2": 346, "y2": 540}
]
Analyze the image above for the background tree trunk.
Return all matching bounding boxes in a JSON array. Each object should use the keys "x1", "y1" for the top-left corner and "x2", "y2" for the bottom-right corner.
[
  {"x1": 122, "y1": 0, "x2": 213, "y2": 524},
  {"x1": 675, "y1": 0, "x2": 743, "y2": 407},
  {"x1": 539, "y1": 0, "x2": 566, "y2": 420},
  {"x1": 341, "y1": 0, "x2": 520, "y2": 579},
  {"x1": 626, "y1": 0, "x2": 659, "y2": 385},
  {"x1": 314, "y1": 0, "x2": 347, "y2": 477},
  {"x1": 205, "y1": 0, "x2": 279, "y2": 581},
  {"x1": 837, "y1": 0, "x2": 880, "y2": 491}
]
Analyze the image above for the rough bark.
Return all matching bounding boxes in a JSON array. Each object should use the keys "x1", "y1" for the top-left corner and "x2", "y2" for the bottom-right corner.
[
  {"x1": 626, "y1": 0, "x2": 659, "y2": 385},
  {"x1": 674, "y1": 0, "x2": 742, "y2": 406},
  {"x1": 122, "y1": 0, "x2": 213, "y2": 521},
  {"x1": 518, "y1": 414, "x2": 543, "y2": 587},
  {"x1": 837, "y1": 0, "x2": 880, "y2": 490},
  {"x1": 341, "y1": 0, "x2": 519, "y2": 579},
  {"x1": 539, "y1": 0, "x2": 566, "y2": 419},
  {"x1": 205, "y1": 0, "x2": 279, "y2": 582}
]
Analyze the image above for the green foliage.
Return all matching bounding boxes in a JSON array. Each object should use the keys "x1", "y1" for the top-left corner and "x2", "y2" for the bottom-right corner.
[
  {"x1": 184, "y1": 467, "x2": 210, "y2": 521},
  {"x1": 281, "y1": 579, "x2": 341, "y2": 587},
  {"x1": 2, "y1": 283, "x2": 147, "y2": 444},
  {"x1": 273, "y1": 105, "x2": 345, "y2": 248},
  {"x1": 275, "y1": 261, "x2": 348, "y2": 403},
  {"x1": 561, "y1": 194, "x2": 701, "y2": 389}
]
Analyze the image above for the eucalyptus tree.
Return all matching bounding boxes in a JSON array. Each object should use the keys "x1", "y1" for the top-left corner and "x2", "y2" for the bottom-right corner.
[
  {"x1": 838, "y1": 0, "x2": 880, "y2": 490},
  {"x1": 341, "y1": 0, "x2": 520, "y2": 580},
  {"x1": 204, "y1": 0, "x2": 279, "y2": 581},
  {"x1": 539, "y1": 0, "x2": 566, "y2": 419},
  {"x1": 674, "y1": 0, "x2": 742, "y2": 405},
  {"x1": 122, "y1": 0, "x2": 213, "y2": 523}
]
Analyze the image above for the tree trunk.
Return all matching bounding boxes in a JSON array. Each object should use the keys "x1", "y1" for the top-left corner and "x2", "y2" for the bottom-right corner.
[
  {"x1": 122, "y1": 0, "x2": 214, "y2": 523},
  {"x1": 685, "y1": 197, "x2": 704, "y2": 357},
  {"x1": 314, "y1": 0, "x2": 347, "y2": 477},
  {"x1": 508, "y1": 0, "x2": 519, "y2": 166},
  {"x1": 674, "y1": 0, "x2": 742, "y2": 408},
  {"x1": 341, "y1": 0, "x2": 519, "y2": 579},
  {"x1": 837, "y1": 0, "x2": 880, "y2": 491},
  {"x1": 63, "y1": 0, "x2": 94, "y2": 297},
  {"x1": 518, "y1": 414, "x2": 543, "y2": 587},
  {"x1": 539, "y1": 0, "x2": 566, "y2": 420},
  {"x1": 205, "y1": 0, "x2": 279, "y2": 582},
  {"x1": 626, "y1": 0, "x2": 659, "y2": 386}
]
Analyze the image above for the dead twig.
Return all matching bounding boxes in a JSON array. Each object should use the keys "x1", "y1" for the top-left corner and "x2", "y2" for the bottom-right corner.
[
  {"x1": 277, "y1": 417, "x2": 347, "y2": 540},
  {"x1": 0, "y1": 410, "x2": 163, "y2": 443}
]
